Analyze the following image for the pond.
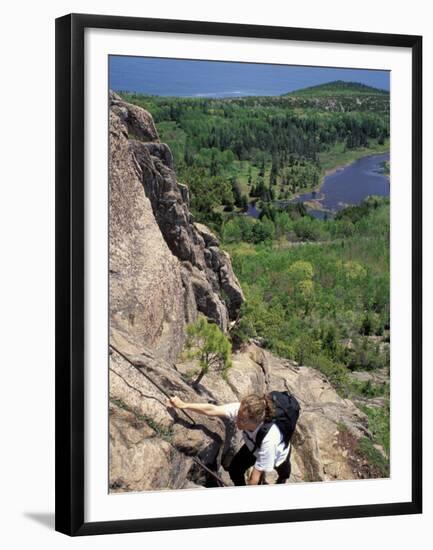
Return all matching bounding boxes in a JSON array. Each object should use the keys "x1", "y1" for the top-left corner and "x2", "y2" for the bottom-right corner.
[{"x1": 248, "y1": 152, "x2": 390, "y2": 220}]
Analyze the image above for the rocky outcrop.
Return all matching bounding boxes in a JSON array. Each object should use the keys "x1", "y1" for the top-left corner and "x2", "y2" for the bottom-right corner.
[
  {"x1": 109, "y1": 340, "x2": 381, "y2": 492},
  {"x1": 109, "y1": 92, "x2": 244, "y2": 361},
  {"x1": 110, "y1": 92, "x2": 159, "y2": 142},
  {"x1": 263, "y1": 348, "x2": 373, "y2": 482},
  {"x1": 109, "y1": 333, "x2": 225, "y2": 491},
  {"x1": 109, "y1": 106, "x2": 188, "y2": 362}
]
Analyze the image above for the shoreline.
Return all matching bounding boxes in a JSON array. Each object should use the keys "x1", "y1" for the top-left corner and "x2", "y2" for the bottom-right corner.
[{"x1": 288, "y1": 149, "x2": 390, "y2": 204}]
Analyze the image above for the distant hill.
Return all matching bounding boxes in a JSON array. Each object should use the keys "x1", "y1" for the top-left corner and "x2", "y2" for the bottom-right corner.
[{"x1": 285, "y1": 80, "x2": 389, "y2": 97}]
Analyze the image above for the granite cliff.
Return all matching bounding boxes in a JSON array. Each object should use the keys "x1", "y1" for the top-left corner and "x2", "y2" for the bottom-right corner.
[{"x1": 109, "y1": 91, "x2": 244, "y2": 362}]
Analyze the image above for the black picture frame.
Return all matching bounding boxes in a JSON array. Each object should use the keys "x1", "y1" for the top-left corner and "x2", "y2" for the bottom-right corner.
[{"x1": 55, "y1": 13, "x2": 422, "y2": 537}]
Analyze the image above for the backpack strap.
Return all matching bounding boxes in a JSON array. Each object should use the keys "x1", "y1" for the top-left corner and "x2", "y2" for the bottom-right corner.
[
  {"x1": 246, "y1": 421, "x2": 273, "y2": 454},
  {"x1": 243, "y1": 430, "x2": 258, "y2": 451}
]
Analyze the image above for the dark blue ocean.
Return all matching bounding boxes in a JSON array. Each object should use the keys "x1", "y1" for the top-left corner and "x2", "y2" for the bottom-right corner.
[{"x1": 109, "y1": 56, "x2": 390, "y2": 98}]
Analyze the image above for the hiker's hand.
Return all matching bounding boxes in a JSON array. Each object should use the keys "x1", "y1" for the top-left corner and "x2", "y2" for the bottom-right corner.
[{"x1": 169, "y1": 396, "x2": 185, "y2": 409}]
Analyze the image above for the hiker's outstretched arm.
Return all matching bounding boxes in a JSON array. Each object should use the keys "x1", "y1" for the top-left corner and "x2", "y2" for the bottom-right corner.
[
  {"x1": 248, "y1": 467, "x2": 263, "y2": 485},
  {"x1": 169, "y1": 396, "x2": 229, "y2": 417}
]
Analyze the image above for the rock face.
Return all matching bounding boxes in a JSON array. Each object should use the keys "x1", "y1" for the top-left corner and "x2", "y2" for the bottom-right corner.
[
  {"x1": 108, "y1": 91, "x2": 380, "y2": 493},
  {"x1": 109, "y1": 334, "x2": 225, "y2": 492},
  {"x1": 109, "y1": 92, "x2": 244, "y2": 363},
  {"x1": 109, "y1": 340, "x2": 379, "y2": 492},
  {"x1": 262, "y1": 349, "x2": 372, "y2": 482},
  {"x1": 109, "y1": 106, "x2": 188, "y2": 362}
]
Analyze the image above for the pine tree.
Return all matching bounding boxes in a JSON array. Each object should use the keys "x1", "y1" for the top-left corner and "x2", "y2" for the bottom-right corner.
[{"x1": 183, "y1": 316, "x2": 232, "y2": 387}]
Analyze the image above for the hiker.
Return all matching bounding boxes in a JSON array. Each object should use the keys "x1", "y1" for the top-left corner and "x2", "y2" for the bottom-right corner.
[{"x1": 169, "y1": 392, "x2": 299, "y2": 486}]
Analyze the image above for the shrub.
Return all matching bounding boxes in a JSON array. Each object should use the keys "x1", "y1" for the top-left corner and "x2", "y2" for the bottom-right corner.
[
  {"x1": 359, "y1": 403, "x2": 390, "y2": 455},
  {"x1": 183, "y1": 315, "x2": 232, "y2": 386},
  {"x1": 357, "y1": 437, "x2": 390, "y2": 477}
]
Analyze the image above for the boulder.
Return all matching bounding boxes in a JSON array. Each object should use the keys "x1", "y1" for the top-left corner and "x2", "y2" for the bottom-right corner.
[{"x1": 109, "y1": 91, "x2": 159, "y2": 142}]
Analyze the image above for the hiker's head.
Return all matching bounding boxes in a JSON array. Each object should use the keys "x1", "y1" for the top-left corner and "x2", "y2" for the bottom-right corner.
[{"x1": 236, "y1": 394, "x2": 275, "y2": 431}]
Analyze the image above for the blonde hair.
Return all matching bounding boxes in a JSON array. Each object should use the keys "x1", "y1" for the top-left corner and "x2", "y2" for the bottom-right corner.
[{"x1": 239, "y1": 393, "x2": 275, "y2": 424}]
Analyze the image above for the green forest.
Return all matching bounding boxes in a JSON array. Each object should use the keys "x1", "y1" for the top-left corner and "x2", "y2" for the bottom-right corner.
[
  {"x1": 119, "y1": 81, "x2": 389, "y2": 232},
  {"x1": 120, "y1": 82, "x2": 390, "y2": 473}
]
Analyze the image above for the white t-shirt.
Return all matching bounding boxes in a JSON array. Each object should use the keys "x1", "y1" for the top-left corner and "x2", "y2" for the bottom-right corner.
[{"x1": 222, "y1": 402, "x2": 291, "y2": 472}]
